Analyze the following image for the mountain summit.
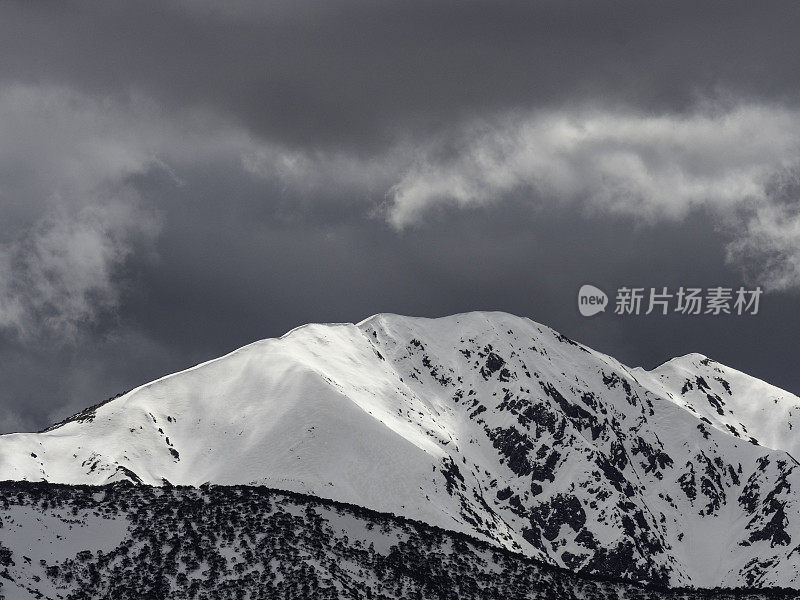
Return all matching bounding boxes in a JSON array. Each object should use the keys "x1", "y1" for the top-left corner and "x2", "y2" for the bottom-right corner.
[{"x1": 1, "y1": 312, "x2": 798, "y2": 588}]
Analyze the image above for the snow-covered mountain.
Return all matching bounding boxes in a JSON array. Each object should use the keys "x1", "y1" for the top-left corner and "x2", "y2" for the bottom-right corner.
[{"x1": 1, "y1": 312, "x2": 798, "y2": 588}]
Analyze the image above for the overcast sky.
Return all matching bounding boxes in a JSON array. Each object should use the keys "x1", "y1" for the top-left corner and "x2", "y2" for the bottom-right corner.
[{"x1": 2, "y1": 0, "x2": 800, "y2": 433}]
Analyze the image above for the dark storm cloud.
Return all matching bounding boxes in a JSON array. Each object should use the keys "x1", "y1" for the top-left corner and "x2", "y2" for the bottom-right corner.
[
  {"x1": 2, "y1": 0, "x2": 800, "y2": 432},
  {"x1": 2, "y1": 0, "x2": 800, "y2": 151}
]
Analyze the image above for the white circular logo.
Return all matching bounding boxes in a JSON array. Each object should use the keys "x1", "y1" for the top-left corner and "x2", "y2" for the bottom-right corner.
[{"x1": 578, "y1": 284, "x2": 608, "y2": 317}]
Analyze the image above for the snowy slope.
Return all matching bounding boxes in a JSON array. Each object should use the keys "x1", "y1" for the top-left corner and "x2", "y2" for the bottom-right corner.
[
  {"x1": 644, "y1": 354, "x2": 800, "y2": 459},
  {"x1": 0, "y1": 312, "x2": 798, "y2": 588}
]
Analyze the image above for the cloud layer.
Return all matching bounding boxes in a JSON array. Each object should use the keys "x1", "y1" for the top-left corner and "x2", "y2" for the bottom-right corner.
[{"x1": 4, "y1": 79, "x2": 800, "y2": 346}]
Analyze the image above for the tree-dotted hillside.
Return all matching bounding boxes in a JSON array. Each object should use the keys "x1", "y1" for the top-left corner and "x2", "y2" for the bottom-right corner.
[{"x1": 0, "y1": 482, "x2": 797, "y2": 600}]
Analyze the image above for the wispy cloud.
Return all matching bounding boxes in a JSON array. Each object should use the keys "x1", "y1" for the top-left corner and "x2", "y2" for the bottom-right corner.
[
  {"x1": 0, "y1": 85, "x2": 172, "y2": 337},
  {"x1": 0, "y1": 199, "x2": 159, "y2": 337},
  {"x1": 726, "y1": 189, "x2": 800, "y2": 291},
  {"x1": 385, "y1": 105, "x2": 800, "y2": 224}
]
